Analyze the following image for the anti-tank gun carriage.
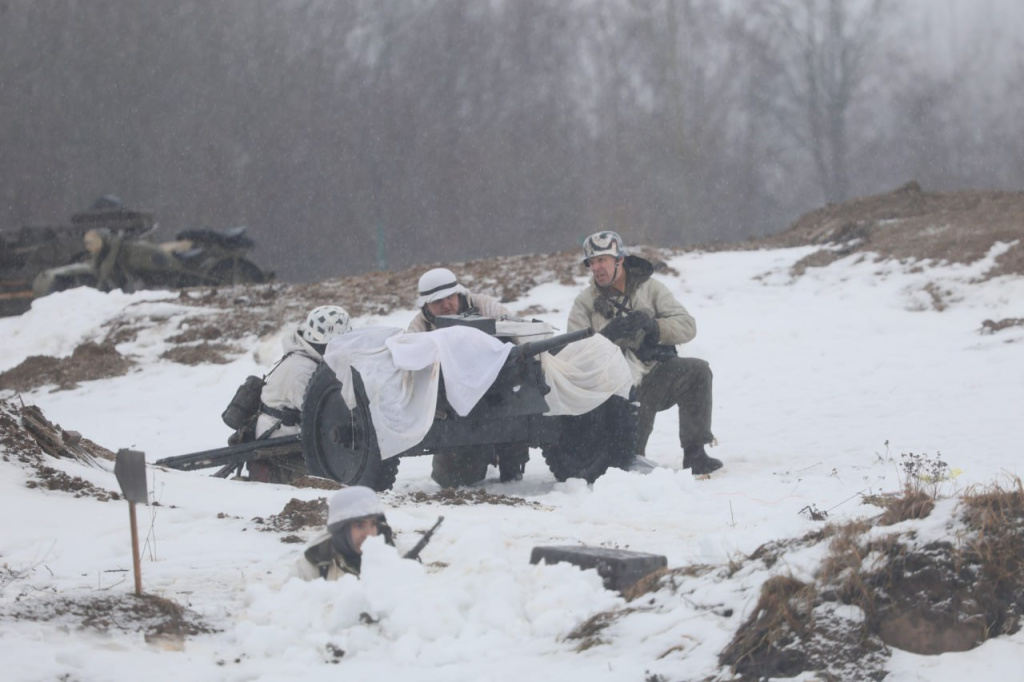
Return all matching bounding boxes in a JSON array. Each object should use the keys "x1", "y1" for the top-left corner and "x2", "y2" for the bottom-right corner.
[
  {"x1": 158, "y1": 314, "x2": 639, "y2": 491},
  {"x1": 300, "y1": 314, "x2": 638, "y2": 491}
]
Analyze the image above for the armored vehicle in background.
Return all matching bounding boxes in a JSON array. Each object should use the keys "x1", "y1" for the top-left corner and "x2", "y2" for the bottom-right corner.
[
  {"x1": 0, "y1": 197, "x2": 152, "y2": 316},
  {"x1": 32, "y1": 223, "x2": 272, "y2": 297}
]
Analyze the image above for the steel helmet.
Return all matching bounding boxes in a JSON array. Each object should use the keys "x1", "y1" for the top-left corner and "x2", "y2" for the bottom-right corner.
[
  {"x1": 327, "y1": 486, "x2": 384, "y2": 532},
  {"x1": 582, "y1": 231, "x2": 628, "y2": 265},
  {"x1": 299, "y1": 305, "x2": 352, "y2": 346},
  {"x1": 415, "y1": 267, "x2": 469, "y2": 308}
]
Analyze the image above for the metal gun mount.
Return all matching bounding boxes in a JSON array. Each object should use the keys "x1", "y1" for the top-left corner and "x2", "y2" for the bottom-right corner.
[
  {"x1": 433, "y1": 313, "x2": 556, "y2": 344},
  {"x1": 162, "y1": 316, "x2": 636, "y2": 492}
]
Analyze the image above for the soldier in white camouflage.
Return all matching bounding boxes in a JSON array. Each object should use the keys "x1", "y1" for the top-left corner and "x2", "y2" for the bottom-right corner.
[{"x1": 406, "y1": 267, "x2": 529, "y2": 487}]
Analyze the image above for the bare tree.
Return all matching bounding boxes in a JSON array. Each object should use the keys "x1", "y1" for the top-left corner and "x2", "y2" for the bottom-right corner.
[{"x1": 746, "y1": 0, "x2": 892, "y2": 204}]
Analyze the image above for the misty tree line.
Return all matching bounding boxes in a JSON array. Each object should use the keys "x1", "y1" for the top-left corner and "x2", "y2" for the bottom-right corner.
[{"x1": 2, "y1": 0, "x2": 1021, "y2": 282}]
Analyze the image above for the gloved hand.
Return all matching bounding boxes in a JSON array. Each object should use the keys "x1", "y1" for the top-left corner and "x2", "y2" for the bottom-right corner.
[
  {"x1": 633, "y1": 311, "x2": 659, "y2": 343},
  {"x1": 600, "y1": 310, "x2": 658, "y2": 343}
]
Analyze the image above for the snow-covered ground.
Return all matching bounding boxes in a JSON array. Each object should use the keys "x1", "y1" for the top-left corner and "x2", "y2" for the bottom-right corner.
[{"x1": 2, "y1": 243, "x2": 1023, "y2": 681}]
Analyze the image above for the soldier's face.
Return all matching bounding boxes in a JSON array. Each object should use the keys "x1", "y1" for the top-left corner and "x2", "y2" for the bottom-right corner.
[
  {"x1": 589, "y1": 255, "x2": 619, "y2": 287},
  {"x1": 426, "y1": 292, "x2": 460, "y2": 317},
  {"x1": 349, "y1": 517, "x2": 380, "y2": 554}
]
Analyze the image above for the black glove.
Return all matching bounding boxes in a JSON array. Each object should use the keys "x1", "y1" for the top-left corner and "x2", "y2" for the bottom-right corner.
[
  {"x1": 600, "y1": 312, "x2": 638, "y2": 341},
  {"x1": 600, "y1": 310, "x2": 658, "y2": 343},
  {"x1": 634, "y1": 311, "x2": 659, "y2": 344}
]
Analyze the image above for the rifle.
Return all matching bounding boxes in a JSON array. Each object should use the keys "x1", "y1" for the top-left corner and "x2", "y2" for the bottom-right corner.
[{"x1": 403, "y1": 516, "x2": 445, "y2": 561}]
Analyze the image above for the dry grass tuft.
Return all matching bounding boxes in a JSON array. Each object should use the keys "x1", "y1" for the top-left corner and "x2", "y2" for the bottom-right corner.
[
  {"x1": 719, "y1": 576, "x2": 817, "y2": 678},
  {"x1": 878, "y1": 489, "x2": 935, "y2": 526}
]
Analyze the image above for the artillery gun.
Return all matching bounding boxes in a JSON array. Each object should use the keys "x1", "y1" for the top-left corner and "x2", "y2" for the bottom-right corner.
[{"x1": 159, "y1": 316, "x2": 638, "y2": 490}]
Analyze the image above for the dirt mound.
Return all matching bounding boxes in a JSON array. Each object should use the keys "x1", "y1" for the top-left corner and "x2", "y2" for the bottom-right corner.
[
  {"x1": 397, "y1": 487, "x2": 544, "y2": 508},
  {"x1": 0, "y1": 399, "x2": 120, "y2": 500},
  {"x1": 716, "y1": 478, "x2": 1024, "y2": 679},
  {"x1": 253, "y1": 497, "x2": 328, "y2": 534},
  {"x1": 0, "y1": 340, "x2": 133, "y2": 392},
  {"x1": 561, "y1": 456, "x2": 1024, "y2": 681},
  {"x1": 1, "y1": 593, "x2": 215, "y2": 644},
  {"x1": 756, "y1": 182, "x2": 1024, "y2": 279},
  {"x1": 160, "y1": 341, "x2": 235, "y2": 366}
]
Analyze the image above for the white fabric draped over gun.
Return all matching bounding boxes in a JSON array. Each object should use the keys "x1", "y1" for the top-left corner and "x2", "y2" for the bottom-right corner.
[{"x1": 323, "y1": 326, "x2": 633, "y2": 459}]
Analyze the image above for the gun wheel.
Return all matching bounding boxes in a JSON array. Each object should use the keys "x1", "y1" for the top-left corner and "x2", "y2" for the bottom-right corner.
[
  {"x1": 541, "y1": 394, "x2": 637, "y2": 483},
  {"x1": 301, "y1": 364, "x2": 399, "y2": 491}
]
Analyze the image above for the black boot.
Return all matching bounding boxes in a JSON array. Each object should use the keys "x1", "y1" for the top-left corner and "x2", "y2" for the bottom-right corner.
[
  {"x1": 683, "y1": 445, "x2": 723, "y2": 475},
  {"x1": 498, "y1": 445, "x2": 529, "y2": 483}
]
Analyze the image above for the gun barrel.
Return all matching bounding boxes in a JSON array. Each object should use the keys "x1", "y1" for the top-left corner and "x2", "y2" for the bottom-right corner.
[
  {"x1": 155, "y1": 434, "x2": 302, "y2": 471},
  {"x1": 518, "y1": 327, "x2": 594, "y2": 359}
]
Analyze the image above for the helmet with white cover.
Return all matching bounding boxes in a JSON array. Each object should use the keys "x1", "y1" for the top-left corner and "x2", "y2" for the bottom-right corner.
[
  {"x1": 299, "y1": 305, "x2": 351, "y2": 346},
  {"x1": 582, "y1": 231, "x2": 628, "y2": 265},
  {"x1": 327, "y1": 486, "x2": 384, "y2": 533},
  {"x1": 415, "y1": 267, "x2": 469, "y2": 308}
]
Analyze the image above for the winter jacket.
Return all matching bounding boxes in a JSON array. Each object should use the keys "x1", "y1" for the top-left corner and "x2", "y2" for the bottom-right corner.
[
  {"x1": 293, "y1": 532, "x2": 361, "y2": 580},
  {"x1": 568, "y1": 255, "x2": 696, "y2": 384},
  {"x1": 406, "y1": 291, "x2": 512, "y2": 332},
  {"x1": 254, "y1": 330, "x2": 321, "y2": 439}
]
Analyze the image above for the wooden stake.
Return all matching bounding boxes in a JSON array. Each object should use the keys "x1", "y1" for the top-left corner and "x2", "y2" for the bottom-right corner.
[{"x1": 128, "y1": 501, "x2": 142, "y2": 596}]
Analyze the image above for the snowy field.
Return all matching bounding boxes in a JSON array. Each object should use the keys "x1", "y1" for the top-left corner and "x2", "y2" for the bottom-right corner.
[{"x1": 2, "y1": 243, "x2": 1023, "y2": 681}]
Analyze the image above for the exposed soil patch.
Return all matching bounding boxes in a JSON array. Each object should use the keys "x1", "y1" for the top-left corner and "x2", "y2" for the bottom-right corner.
[
  {"x1": 719, "y1": 574, "x2": 890, "y2": 681},
  {"x1": 981, "y1": 317, "x2": 1024, "y2": 335},
  {"x1": 754, "y1": 182, "x2": 1024, "y2": 280},
  {"x1": 166, "y1": 324, "x2": 231, "y2": 344},
  {"x1": 714, "y1": 481, "x2": 1024, "y2": 679},
  {"x1": 160, "y1": 342, "x2": 235, "y2": 365},
  {"x1": 397, "y1": 487, "x2": 544, "y2": 508},
  {"x1": 0, "y1": 399, "x2": 43, "y2": 463},
  {"x1": 2, "y1": 593, "x2": 215, "y2": 641},
  {"x1": 19, "y1": 403, "x2": 116, "y2": 463},
  {"x1": 25, "y1": 464, "x2": 120, "y2": 501},
  {"x1": 563, "y1": 479, "x2": 1024, "y2": 681},
  {"x1": 0, "y1": 340, "x2": 133, "y2": 392},
  {"x1": 253, "y1": 497, "x2": 328, "y2": 534},
  {"x1": 0, "y1": 399, "x2": 120, "y2": 501}
]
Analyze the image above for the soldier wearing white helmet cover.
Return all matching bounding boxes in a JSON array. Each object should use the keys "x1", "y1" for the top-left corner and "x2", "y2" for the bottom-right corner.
[
  {"x1": 294, "y1": 486, "x2": 396, "y2": 580},
  {"x1": 247, "y1": 305, "x2": 352, "y2": 481},
  {"x1": 406, "y1": 267, "x2": 511, "y2": 333},
  {"x1": 568, "y1": 231, "x2": 723, "y2": 475},
  {"x1": 406, "y1": 267, "x2": 529, "y2": 487}
]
